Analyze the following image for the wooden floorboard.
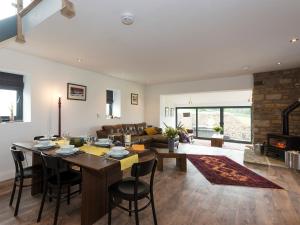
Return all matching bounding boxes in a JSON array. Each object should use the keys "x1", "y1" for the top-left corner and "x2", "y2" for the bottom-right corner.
[{"x1": 0, "y1": 144, "x2": 300, "y2": 225}]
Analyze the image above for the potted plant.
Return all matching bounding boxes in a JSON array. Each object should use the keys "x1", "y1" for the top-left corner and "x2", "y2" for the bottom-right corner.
[
  {"x1": 213, "y1": 125, "x2": 223, "y2": 135},
  {"x1": 8, "y1": 104, "x2": 14, "y2": 122},
  {"x1": 163, "y1": 123, "x2": 179, "y2": 152}
]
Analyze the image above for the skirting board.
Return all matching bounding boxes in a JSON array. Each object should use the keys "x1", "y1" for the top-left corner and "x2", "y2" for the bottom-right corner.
[{"x1": 0, "y1": 170, "x2": 15, "y2": 182}]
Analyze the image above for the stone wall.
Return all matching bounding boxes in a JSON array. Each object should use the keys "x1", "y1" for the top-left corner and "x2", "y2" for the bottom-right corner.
[{"x1": 252, "y1": 68, "x2": 300, "y2": 144}]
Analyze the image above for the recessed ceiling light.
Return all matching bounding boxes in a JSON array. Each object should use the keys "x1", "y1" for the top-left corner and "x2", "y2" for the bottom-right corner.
[
  {"x1": 121, "y1": 13, "x2": 135, "y2": 25},
  {"x1": 290, "y1": 37, "x2": 299, "y2": 43},
  {"x1": 77, "y1": 58, "x2": 82, "y2": 63},
  {"x1": 277, "y1": 62, "x2": 282, "y2": 65}
]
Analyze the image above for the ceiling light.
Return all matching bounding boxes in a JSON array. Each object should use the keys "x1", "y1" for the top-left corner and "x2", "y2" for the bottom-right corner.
[
  {"x1": 277, "y1": 62, "x2": 281, "y2": 65},
  {"x1": 290, "y1": 37, "x2": 299, "y2": 43},
  {"x1": 121, "y1": 13, "x2": 135, "y2": 25},
  {"x1": 77, "y1": 58, "x2": 82, "y2": 63}
]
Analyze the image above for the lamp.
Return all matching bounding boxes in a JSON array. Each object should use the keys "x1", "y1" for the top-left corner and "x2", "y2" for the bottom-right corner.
[{"x1": 58, "y1": 96, "x2": 62, "y2": 137}]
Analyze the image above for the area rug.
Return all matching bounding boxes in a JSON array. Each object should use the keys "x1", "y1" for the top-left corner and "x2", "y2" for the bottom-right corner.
[{"x1": 188, "y1": 154, "x2": 283, "y2": 189}]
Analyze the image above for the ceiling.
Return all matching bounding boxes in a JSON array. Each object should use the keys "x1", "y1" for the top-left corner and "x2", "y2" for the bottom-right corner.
[{"x1": 5, "y1": 0, "x2": 300, "y2": 84}]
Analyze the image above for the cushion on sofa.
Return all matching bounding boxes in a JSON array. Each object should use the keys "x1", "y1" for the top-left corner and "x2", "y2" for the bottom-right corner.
[
  {"x1": 122, "y1": 124, "x2": 139, "y2": 136},
  {"x1": 135, "y1": 122, "x2": 147, "y2": 135},
  {"x1": 144, "y1": 127, "x2": 158, "y2": 135}
]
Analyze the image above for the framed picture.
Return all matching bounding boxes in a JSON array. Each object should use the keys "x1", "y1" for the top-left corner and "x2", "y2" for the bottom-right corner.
[
  {"x1": 170, "y1": 108, "x2": 175, "y2": 117},
  {"x1": 131, "y1": 93, "x2": 138, "y2": 105},
  {"x1": 165, "y1": 107, "x2": 169, "y2": 117},
  {"x1": 67, "y1": 83, "x2": 87, "y2": 101}
]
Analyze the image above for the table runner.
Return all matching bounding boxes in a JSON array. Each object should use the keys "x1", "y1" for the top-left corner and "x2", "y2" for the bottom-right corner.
[{"x1": 79, "y1": 145, "x2": 138, "y2": 171}]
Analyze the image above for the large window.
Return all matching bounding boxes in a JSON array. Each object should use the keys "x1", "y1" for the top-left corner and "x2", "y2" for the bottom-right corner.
[
  {"x1": 0, "y1": 72, "x2": 24, "y2": 122},
  {"x1": 176, "y1": 106, "x2": 252, "y2": 143}
]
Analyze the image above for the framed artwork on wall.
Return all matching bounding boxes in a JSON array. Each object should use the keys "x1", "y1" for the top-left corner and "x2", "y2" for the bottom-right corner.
[
  {"x1": 165, "y1": 107, "x2": 169, "y2": 117},
  {"x1": 170, "y1": 108, "x2": 175, "y2": 117},
  {"x1": 131, "y1": 93, "x2": 138, "y2": 105},
  {"x1": 67, "y1": 83, "x2": 87, "y2": 101}
]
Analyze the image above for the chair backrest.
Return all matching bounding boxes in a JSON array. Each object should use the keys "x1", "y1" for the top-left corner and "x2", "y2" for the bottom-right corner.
[
  {"x1": 40, "y1": 153, "x2": 65, "y2": 185},
  {"x1": 131, "y1": 158, "x2": 157, "y2": 192},
  {"x1": 11, "y1": 146, "x2": 25, "y2": 176},
  {"x1": 34, "y1": 136, "x2": 45, "y2": 140}
]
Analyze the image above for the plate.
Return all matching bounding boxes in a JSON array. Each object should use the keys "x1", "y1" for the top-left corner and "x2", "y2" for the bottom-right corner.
[
  {"x1": 34, "y1": 143, "x2": 56, "y2": 150},
  {"x1": 107, "y1": 149, "x2": 129, "y2": 158},
  {"x1": 111, "y1": 146, "x2": 126, "y2": 151},
  {"x1": 55, "y1": 148, "x2": 79, "y2": 155},
  {"x1": 94, "y1": 142, "x2": 111, "y2": 147}
]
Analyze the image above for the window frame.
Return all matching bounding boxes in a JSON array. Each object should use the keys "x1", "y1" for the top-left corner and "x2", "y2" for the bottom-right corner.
[
  {"x1": 0, "y1": 72, "x2": 24, "y2": 122},
  {"x1": 175, "y1": 106, "x2": 252, "y2": 144}
]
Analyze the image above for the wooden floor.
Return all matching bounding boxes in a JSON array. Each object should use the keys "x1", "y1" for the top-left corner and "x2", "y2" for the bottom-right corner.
[{"x1": 1, "y1": 144, "x2": 300, "y2": 225}]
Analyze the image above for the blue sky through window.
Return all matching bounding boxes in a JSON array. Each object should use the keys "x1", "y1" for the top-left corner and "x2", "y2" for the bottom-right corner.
[{"x1": 0, "y1": 0, "x2": 32, "y2": 20}]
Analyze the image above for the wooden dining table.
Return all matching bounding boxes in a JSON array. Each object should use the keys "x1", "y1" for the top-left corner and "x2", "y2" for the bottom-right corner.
[{"x1": 13, "y1": 142, "x2": 154, "y2": 225}]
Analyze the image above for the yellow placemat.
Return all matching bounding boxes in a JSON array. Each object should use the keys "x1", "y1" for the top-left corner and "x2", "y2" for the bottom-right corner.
[
  {"x1": 120, "y1": 154, "x2": 139, "y2": 171},
  {"x1": 79, "y1": 145, "x2": 108, "y2": 156},
  {"x1": 79, "y1": 145, "x2": 138, "y2": 171}
]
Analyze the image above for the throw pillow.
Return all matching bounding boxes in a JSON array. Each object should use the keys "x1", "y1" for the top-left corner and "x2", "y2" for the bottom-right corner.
[{"x1": 144, "y1": 127, "x2": 158, "y2": 135}]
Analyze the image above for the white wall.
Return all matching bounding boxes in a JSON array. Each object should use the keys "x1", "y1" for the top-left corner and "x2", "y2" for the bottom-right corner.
[
  {"x1": 160, "y1": 90, "x2": 252, "y2": 127},
  {"x1": 0, "y1": 48, "x2": 144, "y2": 181},
  {"x1": 145, "y1": 75, "x2": 253, "y2": 127}
]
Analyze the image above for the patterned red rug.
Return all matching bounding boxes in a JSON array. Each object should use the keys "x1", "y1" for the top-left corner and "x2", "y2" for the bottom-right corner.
[{"x1": 188, "y1": 155, "x2": 283, "y2": 189}]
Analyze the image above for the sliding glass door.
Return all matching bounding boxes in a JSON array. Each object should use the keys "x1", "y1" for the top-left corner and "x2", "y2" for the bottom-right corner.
[
  {"x1": 176, "y1": 106, "x2": 252, "y2": 143},
  {"x1": 197, "y1": 108, "x2": 220, "y2": 138}
]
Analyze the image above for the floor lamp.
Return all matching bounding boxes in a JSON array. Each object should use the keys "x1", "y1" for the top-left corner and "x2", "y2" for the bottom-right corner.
[{"x1": 58, "y1": 96, "x2": 61, "y2": 137}]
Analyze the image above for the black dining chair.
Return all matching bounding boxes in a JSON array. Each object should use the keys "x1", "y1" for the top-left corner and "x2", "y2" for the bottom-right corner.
[
  {"x1": 37, "y1": 152, "x2": 82, "y2": 225},
  {"x1": 108, "y1": 158, "x2": 158, "y2": 225},
  {"x1": 9, "y1": 146, "x2": 42, "y2": 216}
]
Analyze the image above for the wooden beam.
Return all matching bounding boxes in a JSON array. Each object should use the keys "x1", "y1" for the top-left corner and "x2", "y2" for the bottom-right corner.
[
  {"x1": 19, "y1": 0, "x2": 42, "y2": 18},
  {"x1": 61, "y1": 0, "x2": 75, "y2": 19},
  {"x1": 16, "y1": 0, "x2": 25, "y2": 43}
]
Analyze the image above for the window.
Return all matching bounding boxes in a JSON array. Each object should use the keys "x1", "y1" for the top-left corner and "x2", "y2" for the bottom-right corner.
[
  {"x1": 106, "y1": 89, "x2": 121, "y2": 119},
  {"x1": 0, "y1": 72, "x2": 24, "y2": 122},
  {"x1": 176, "y1": 106, "x2": 252, "y2": 143}
]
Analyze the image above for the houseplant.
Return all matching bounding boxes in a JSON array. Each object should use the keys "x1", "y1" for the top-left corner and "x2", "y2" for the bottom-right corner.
[
  {"x1": 213, "y1": 125, "x2": 223, "y2": 134},
  {"x1": 163, "y1": 123, "x2": 179, "y2": 151}
]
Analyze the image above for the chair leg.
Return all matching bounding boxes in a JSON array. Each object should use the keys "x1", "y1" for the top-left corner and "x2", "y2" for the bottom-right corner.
[
  {"x1": 134, "y1": 199, "x2": 139, "y2": 225},
  {"x1": 108, "y1": 192, "x2": 112, "y2": 225},
  {"x1": 129, "y1": 200, "x2": 132, "y2": 216},
  {"x1": 67, "y1": 185, "x2": 71, "y2": 205},
  {"x1": 53, "y1": 187, "x2": 62, "y2": 225},
  {"x1": 150, "y1": 192, "x2": 158, "y2": 225},
  {"x1": 53, "y1": 187, "x2": 61, "y2": 225},
  {"x1": 9, "y1": 179, "x2": 17, "y2": 206},
  {"x1": 37, "y1": 183, "x2": 48, "y2": 222},
  {"x1": 14, "y1": 179, "x2": 23, "y2": 216}
]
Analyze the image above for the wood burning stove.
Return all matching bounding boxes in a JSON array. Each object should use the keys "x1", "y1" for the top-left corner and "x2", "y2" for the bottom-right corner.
[{"x1": 266, "y1": 100, "x2": 300, "y2": 160}]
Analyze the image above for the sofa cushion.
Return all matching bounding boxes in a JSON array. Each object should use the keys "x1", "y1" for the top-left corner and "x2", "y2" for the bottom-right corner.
[
  {"x1": 144, "y1": 127, "x2": 158, "y2": 135},
  {"x1": 103, "y1": 124, "x2": 124, "y2": 134},
  {"x1": 135, "y1": 122, "x2": 147, "y2": 135},
  {"x1": 122, "y1": 124, "x2": 138, "y2": 136},
  {"x1": 151, "y1": 134, "x2": 168, "y2": 143}
]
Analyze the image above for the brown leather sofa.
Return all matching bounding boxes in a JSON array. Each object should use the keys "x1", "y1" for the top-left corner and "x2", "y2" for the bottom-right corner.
[{"x1": 96, "y1": 122, "x2": 175, "y2": 148}]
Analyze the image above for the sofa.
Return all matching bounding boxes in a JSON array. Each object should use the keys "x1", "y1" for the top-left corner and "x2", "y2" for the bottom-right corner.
[{"x1": 96, "y1": 122, "x2": 178, "y2": 148}]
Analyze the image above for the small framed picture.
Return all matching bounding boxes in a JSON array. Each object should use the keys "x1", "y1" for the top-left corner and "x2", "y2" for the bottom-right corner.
[
  {"x1": 67, "y1": 83, "x2": 87, "y2": 101},
  {"x1": 165, "y1": 107, "x2": 169, "y2": 117},
  {"x1": 170, "y1": 108, "x2": 175, "y2": 117},
  {"x1": 131, "y1": 93, "x2": 138, "y2": 105}
]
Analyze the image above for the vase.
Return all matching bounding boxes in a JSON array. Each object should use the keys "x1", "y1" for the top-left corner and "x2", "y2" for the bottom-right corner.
[
  {"x1": 168, "y1": 138, "x2": 175, "y2": 152},
  {"x1": 9, "y1": 110, "x2": 14, "y2": 122}
]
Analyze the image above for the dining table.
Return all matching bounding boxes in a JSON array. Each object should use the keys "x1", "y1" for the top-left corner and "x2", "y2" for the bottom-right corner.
[{"x1": 12, "y1": 141, "x2": 154, "y2": 225}]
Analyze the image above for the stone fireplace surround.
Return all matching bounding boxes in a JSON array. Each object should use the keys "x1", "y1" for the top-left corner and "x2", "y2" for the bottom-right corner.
[{"x1": 252, "y1": 68, "x2": 300, "y2": 144}]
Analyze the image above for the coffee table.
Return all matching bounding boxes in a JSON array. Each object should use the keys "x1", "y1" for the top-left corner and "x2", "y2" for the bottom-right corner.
[{"x1": 152, "y1": 147, "x2": 187, "y2": 172}]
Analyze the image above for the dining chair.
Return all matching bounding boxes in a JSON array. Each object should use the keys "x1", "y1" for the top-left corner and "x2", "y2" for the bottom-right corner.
[
  {"x1": 108, "y1": 158, "x2": 158, "y2": 225},
  {"x1": 9, "y1": 146, "x2": 42, "y2": 216},
  {"x1": 37, "y1": 152, "x2": 82, "y2": 225}
]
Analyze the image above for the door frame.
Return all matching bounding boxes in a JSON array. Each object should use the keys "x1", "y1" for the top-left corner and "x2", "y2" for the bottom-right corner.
[{"x1": 175, "y1": 106, "x2": 252, "y2": 144}]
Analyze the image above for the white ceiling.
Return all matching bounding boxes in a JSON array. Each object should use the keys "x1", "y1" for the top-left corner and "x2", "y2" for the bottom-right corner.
[{"x1": 5, "y1": 0, "x2": 300, "y2": 84}]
